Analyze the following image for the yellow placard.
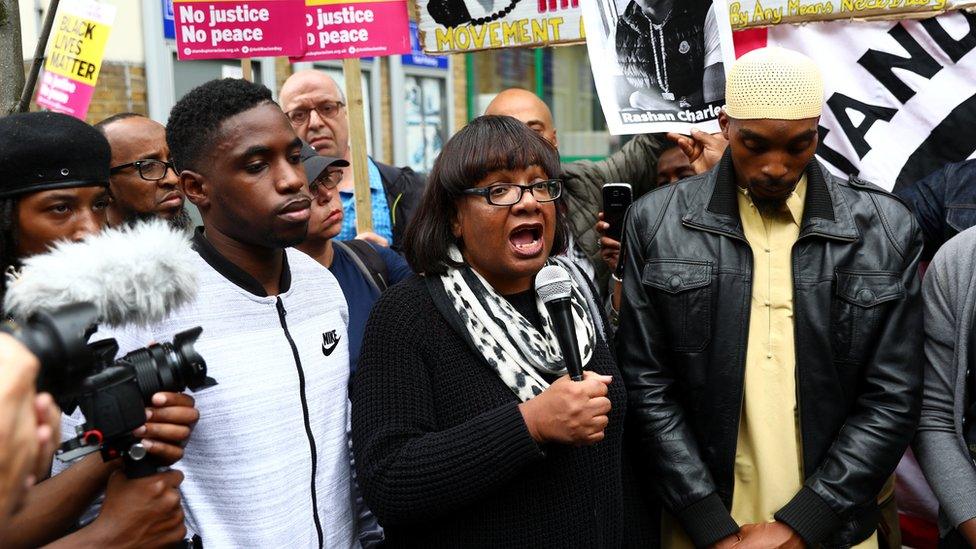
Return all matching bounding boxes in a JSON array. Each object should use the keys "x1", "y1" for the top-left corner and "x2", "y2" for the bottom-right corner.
[{"x1": 44, "y1": 12, "x2": 112, "y2": 86}]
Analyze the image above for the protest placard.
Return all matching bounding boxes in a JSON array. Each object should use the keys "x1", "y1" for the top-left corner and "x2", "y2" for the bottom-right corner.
[
  {"x1": 728, "y1": 0, "x2": 976, "y2": 29},
  {"x1": 35, "y1": 0, "x2": 116, "y2": 120},
  {"x1": 581, "y1": 0, "x2": 737, "y2": 135},
  {"x1": 417, "y1": 0, "x2": 584, "y2": 53},
  {"x1": 173, "y1": 0, "x2": 305, "y2": 60},
  {"x1": 290, "y1": 0, "x2": 411, "y2": 61}
]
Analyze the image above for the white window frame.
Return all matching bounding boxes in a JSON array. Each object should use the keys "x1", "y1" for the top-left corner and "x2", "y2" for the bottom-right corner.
[{"x1": 389, "y1": 55, "x2": 454, "y2": 168}]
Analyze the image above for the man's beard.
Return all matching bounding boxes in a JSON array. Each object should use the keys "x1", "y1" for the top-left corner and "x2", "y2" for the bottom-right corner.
[
  {"x1": 168, "y1": 207, "x2": 193, "y2": 230},
  {"x1": 125, "y1": 207, "x2": 192, "y2": 231}
]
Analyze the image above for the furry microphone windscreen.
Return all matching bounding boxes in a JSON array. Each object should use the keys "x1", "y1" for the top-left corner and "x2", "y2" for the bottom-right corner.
[{"x1": 4, "y1": 220, "x2": 198, "y2": 327}]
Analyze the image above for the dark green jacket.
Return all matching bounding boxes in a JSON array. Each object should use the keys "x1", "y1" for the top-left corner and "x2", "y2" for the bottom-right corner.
[{"x1": 561, "y1": 133, "x2": 665, "y2": 292}]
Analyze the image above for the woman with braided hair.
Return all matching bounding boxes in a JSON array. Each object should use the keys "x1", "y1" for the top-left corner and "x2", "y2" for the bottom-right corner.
[
  {"x1": 0, "y1": 112, "x2": 112, "y2": 308},
  {"x1": 0, "y1": 198, "x2": 18, "y2": 304}
]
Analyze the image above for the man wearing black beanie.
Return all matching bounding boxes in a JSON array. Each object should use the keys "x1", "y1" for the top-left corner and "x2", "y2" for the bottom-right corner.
[{"x1": 0, "y1": 111, "x2": 195, "y2": 548}]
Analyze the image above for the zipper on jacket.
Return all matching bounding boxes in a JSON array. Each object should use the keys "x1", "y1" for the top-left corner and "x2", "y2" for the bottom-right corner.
[
  {"x1": 790, "y1": 231, "x2": 847, "y2": 478},
  {"x1": 682, "y1": 215, "x2": 753, "y2": 502},
  {"x1": 276, "y1": 297, "x2": 325, "y2": 549}
]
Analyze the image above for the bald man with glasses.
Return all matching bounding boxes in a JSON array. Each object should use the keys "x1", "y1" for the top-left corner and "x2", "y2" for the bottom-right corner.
[{"x1": 96, "y1": 113, "x2": 191, "y2": 229}]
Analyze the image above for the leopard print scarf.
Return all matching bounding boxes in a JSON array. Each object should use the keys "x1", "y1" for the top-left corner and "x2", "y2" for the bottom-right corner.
[{"x1": 437, "y1": 247, "x2": 597, "y2": 402}]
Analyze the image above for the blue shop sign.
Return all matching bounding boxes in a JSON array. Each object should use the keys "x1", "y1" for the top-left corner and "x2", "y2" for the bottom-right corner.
[
  {"x1": 402, "y1": 22, "x2": 448, "y2": 70},
  {"x1": 162, "y1": 0, "x2": 175, "y2": 40}
]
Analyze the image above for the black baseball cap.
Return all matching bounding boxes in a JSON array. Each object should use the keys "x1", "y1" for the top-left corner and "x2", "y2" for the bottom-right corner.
[
  {"x1": 300, "y1": 142, "x2": 349, "y2": 184},
  {"x1": 0, "y1": 111, "x2": 111, "y2": 198}
]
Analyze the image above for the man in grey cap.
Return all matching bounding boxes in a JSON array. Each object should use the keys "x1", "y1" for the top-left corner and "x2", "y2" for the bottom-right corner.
[{"x1": 295, "y1": 143, "x2": 412, "y2": 375}]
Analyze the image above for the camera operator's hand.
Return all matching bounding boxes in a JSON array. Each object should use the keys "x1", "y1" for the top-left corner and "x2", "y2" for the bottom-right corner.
[
  {"x1": 132, "y1": 392, "x2": 199, "y2": 466},
  {"x1": 83, "y1": 469, "x2": 187, "y2": 548},
  {"x1": 0, "y1": 333, "x2": 42, "y2": 519},
  {"x1": 32, "y1": 392, "x2": 60, "y2": 480}
]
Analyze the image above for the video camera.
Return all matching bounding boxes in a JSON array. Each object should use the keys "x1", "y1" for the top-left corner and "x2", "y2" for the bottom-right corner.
[{"x1": 1, "y1": 302, "x2": 211, "y2": 478}]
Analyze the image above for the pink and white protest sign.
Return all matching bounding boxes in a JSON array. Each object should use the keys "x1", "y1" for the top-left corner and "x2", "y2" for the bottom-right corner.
[
  {"x1": 173, "y1": 0, "x2": 305, "y2": 60},
  {"x1": 35, "y1": 0, "x2": 116, "y2": 119},
  {"x1": 290, "y1": 0, "x2": 411, "y2": 62},
  {"x1": 35, "y1": 72, "x2": 97, "y2": 119}
]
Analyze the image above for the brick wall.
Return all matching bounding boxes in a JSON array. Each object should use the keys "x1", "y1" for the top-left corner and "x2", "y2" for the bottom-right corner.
[
  {"x1": 85, "y1": 62, "x2": 148, "y2": 123},
  {"x1": 26, "y1": 61, "x2": 148, "y2": 124}
]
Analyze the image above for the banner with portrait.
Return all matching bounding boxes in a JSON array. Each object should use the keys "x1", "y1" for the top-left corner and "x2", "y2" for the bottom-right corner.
[{"x1": 581, "y1": 0, "x2": 738, "y2": 134}]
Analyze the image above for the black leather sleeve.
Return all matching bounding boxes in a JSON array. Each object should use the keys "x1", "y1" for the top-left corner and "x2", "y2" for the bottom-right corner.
[
  {"x1": 615, "y1": 202, "x2": 739, "y2": 547},
  {"x1": 776, "y1": 214, "x2": 925, "y2": 543}
]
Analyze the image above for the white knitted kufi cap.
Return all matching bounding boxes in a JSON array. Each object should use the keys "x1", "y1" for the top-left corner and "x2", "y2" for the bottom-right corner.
[{"x1": 724, "y1": 47, "x2": 824, "y2": 120}]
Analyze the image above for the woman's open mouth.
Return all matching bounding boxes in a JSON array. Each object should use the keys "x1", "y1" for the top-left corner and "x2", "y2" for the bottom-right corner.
[{"x1": 508, "y1": 223, "x2": 545, "y2": 258}]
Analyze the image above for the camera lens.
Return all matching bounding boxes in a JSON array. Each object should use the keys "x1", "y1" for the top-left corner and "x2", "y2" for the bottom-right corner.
[
  {"x1": 119, "y1": 327, "x2": 208, "y2": 402},
  {"x1": 1, "y1": 303, "x2": 100, "y2": 398}
]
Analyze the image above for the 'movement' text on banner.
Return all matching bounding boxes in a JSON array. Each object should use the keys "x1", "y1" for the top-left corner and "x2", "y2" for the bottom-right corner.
[
  {"x1": 290, "y1": 0, "x2": 411, "y2": 61},
  {"x1": 728, "y1": 0, "x2": 976, "y2": 29},
  {"x1": 173, "y1": 0, "x2": 305, "y2": 60},
  {"x1": 417, "y1": 0, "x2": 584, "y2": 53},
  {"x1": 36, "y1": 0, "x2": 116, "y2": 119}
]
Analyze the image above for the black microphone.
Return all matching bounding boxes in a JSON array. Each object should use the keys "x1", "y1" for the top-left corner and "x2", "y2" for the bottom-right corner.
[{"x1": 535, "y1": 265, "x2": 584, "y2": 382}]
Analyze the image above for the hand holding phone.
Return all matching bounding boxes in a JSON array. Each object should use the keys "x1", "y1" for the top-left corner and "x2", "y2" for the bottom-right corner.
[{"x1": 601, "y1": 183, "x2": 633, "y2": 242}]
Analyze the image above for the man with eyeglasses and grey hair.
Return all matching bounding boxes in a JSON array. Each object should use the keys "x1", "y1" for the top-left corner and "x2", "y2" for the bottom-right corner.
[
  {"x1": 96, "y1": 113, "x2": 192, "y2": 230},
  {"x1": 279, "y1": 70, "x2": 425, "y2": 251}
]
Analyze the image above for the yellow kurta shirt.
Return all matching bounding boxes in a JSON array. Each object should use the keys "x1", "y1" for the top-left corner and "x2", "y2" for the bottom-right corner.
[
  {"x1": 663, "y1": 177, "x2": 877, "y2": 548},
  {"x1": 731, "y1": 177, "x2": 808, "y2": 527}
]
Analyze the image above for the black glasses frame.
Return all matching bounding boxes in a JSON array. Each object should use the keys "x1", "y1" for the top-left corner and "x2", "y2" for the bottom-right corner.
[
  {"x1": 109, "y1": 159, "x2": 177, "y2": 182},
  {"x1": 285, "y1": 101, "x2": 347, "y2": 126},
  {"x1": 309, "y1": 168, "x2": 344, "y2": 195},
  {"x1": 462, "y1": 179, "x2": 563, "y2": 206}
]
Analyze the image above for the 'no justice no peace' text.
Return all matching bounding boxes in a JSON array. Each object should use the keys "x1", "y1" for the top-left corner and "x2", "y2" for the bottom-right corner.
[{"x1": 177, "y1": 4, "x2": 272, "y2": 46}]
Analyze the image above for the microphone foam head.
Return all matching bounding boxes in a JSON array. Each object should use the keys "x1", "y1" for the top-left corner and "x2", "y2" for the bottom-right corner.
[
  {"x1": 535, "y1": 265, "x2": 573, "y2": 303},
  {"x1": 4, "y1": 219, "x2": 198, "y2": 327}
]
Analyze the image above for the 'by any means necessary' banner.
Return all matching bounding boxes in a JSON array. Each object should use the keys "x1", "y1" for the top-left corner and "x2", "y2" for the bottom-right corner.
[
  {"x1": 418, "y1": 0, "x2": 584, "y2": 53},
  {"x1": 173, "y1": 0, "x2": 305, "y2": 60},
  {"x1": 290, "y1": 0, "x2": 411, "y2": 61},
  {"x1": 744, "y1": 10, "x2": 976, "y2": 192},
  {"x1": 728, "y1": 0, "x2": 976, "y2": 29},
  {"x1": 36, "y1": 0, "x2": 116, "y2": 120}
]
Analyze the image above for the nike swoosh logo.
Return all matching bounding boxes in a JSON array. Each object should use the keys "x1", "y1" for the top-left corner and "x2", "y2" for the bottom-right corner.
[{"x1": 322, "y1": 336, "x2": 341, "y2": 357}]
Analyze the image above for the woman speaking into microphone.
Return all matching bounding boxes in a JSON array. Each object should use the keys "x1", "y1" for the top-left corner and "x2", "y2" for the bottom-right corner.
[{"x1": 351, "y1": 116, "x2": 655, "y2": 547}]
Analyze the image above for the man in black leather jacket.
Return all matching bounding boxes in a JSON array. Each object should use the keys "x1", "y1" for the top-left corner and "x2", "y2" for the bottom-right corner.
[{"x1": 617, "y1": 47, "x2": 923, "y2": 548}]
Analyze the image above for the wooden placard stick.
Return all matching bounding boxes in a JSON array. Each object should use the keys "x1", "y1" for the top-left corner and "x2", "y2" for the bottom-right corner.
[
  {"x1": 241, "y1": 58, "x2": 253, "y2": 82},
  {"x1": 342, "y1": 57, "x2": 373, "y2": 234}
]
